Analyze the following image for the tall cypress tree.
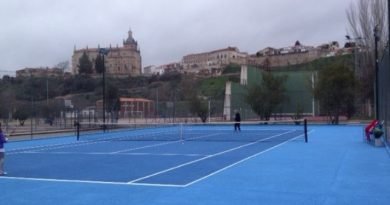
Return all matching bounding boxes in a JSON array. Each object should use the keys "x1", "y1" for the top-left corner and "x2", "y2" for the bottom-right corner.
[
  {"x1": 95, "y1": 53, "x2": 104, "y2": 74},
  {"x1": 78, "y1": 51, "x2": 93, "y2": 74}
]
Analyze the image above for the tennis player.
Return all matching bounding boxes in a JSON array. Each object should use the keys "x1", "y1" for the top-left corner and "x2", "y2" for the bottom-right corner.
[
  {"x1": 234, "y1": 111, "x2": 241, "y2": 131},
  {"x1": 0, "y1": 123, "x2": 8, "y2": 176}
]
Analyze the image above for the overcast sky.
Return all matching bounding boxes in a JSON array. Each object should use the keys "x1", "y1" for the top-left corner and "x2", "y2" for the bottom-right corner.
[{"x1": 0, "y1": 0, "x2": 354, "y2": 74}]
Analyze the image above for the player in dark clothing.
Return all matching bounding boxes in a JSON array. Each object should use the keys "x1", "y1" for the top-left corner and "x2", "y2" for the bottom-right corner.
[{"x1": 234, "y1": 112, "x2": 241, "y2": 131}]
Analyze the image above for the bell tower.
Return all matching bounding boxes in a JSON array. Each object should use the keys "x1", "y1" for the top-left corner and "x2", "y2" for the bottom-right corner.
[{"x1": 123, "y1": 29, "x2": 138, "y2": 51}]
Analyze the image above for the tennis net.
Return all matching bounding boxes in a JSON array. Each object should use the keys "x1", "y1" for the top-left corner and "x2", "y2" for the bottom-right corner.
[{"x1": 75, "y1": 119, "x2": 308, "y2": 143}]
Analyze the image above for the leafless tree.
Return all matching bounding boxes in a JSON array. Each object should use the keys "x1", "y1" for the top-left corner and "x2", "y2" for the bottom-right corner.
[
  {"x1": 346, "y1": 0, "x2": 388, "y2": 117},
  {"x1": 54, "y1": 61, "x2": 70, "y2": 73}
]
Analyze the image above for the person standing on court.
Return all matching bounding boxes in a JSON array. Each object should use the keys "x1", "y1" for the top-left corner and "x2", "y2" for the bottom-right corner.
[
  {"x1": 0, "y1": 123, "x2": 8, "y2": 176},
  {"x1": 234, "y1": 111, "x2": 241, "y2": 132}
]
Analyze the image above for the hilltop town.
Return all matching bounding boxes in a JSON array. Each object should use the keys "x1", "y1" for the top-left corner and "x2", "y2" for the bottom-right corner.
[
  {"x1": 1, "y1": 29, "x2": 357, "y2": 127},
  {"x1": 15, "y1": 29, "x2": 355, "y2": 78}
]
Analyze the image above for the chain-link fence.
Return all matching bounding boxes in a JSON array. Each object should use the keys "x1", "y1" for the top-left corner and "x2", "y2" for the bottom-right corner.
[
  {"x1": 0, "y1": 98, "x2": 229, "y2": 140},
  {"x1": 378, "y1": 47, "x2": 390, "y2": 144}
]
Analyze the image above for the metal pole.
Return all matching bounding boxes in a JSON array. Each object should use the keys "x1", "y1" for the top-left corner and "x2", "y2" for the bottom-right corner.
[
  {"x1": 46, "y1": 69, "x2": 49, "y2": 106},
  {"x1": 31, "y1": 96, "x2": 33, "y2": 140},
  {"x1": 387, "y1": 0, "x2": 390, "y2": 142},
  {"x1": 208, "y1": 99, "x2": 211, "y2": 123},
  {"x1": 30, "y1": 72, "x2": 33, "y2": 139},
  {"x1": 102, "y1": 54, "x2": 106, "y2": 131},
  {"x1": 99, "y1": 48, "x2": 109, "y2": 131},
  {"x1": 156, "y1": 88, "x2": 159, "y2": 122},
  {"x1": 173, "y1": 90, "x2": 176, "y2": 123},
  {"x1": 374, "y1": 25, "x2": 380, "y2": 120},
  {"x1": 304, "y1": 119, "x2": 308, "y2": 143},
  {"x1": 76, "y1": 121, "x2": 80, "y2": 141}
]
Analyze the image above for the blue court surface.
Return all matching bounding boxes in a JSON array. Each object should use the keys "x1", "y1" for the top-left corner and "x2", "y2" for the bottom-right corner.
[{"x1": 1, "y1": 124, "x2": 390, "y2": 205}]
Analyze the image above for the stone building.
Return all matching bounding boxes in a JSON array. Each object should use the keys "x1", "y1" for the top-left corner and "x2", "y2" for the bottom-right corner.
[
  {"x1": 72, "y1": 30, "x2": 142, "y2": 76},
  {"x1": 182, "y1": 47, "x2": 248, "y2": 75},
  {"x1": 249, "y1": 41, "x2": 343, "y2": 68},
  {"x1": 16, "y1": 67, "x2": 67, "y2": 78}
]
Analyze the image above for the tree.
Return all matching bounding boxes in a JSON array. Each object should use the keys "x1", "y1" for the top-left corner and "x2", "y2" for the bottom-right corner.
[
  {"x1": 0, "y1": 89, "x2": 16, "y2": 120},
  {"x1": 95, "y1": 54, "x2": 104, "y2": 74},
  {"x1": 13, "y1": 103, "x2": 30, "y2": 126},
  {"x1": 346, "y1": 0, "x2": 387, "y2": 116},
  {"x1": 189, "y1": 95, "x2": 208, "y2": 123},
  {"x1": 347, "y1": 0, "x2": 387, "y2": 51},
  {"x1": 245, "y1": 71, "x2": 288, "y2": 120},
  {"x1": 41, "y1": 100, "x2": 64, "y2": 125},
  {"x1": 77, "y1": 51, "x2": 93, "y2": 74},
  {"x1": 54, "y1": 61, "x2": 69, "y2": 72},
  {"x1": 62, "y1": 75, "x2": 96, "y2": 95},
  {"x1": 313, "y1": 62, "x2": 357, "y2": 124}
]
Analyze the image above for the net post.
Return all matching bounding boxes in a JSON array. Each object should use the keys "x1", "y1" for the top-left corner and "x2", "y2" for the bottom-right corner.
[
  {"x1": 74, "y1": 121, "x2": 80, "y2": 141},
  {"x1": 304, "y1": 119, "x2": 308, "y2": 143}
]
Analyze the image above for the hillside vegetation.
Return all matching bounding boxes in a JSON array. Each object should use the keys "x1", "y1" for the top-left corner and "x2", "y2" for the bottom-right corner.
[{"x1": 0, "y1": 54, "x2": 352, "y2": 122}]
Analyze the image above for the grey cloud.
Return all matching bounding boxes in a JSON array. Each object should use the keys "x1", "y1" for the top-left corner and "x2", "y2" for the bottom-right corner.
[{"x1": 0, "y1": 0, "x2": 353, "y2": 72}]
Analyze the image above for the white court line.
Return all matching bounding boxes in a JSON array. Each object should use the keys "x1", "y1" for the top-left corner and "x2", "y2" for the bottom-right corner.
[
  {"x1": 127, "y1": 130, "x2": 296, "y2": 184},
  {"x1": 21, "y1": 151, "x2": 209, "y2": 157},
  {"x1": 7, "y1": 129, "x2": 179, "y2": 154},
  {"x1": 8, "y1": 141, "x2": 82, "y2": 154},
  {"x1": 121, "y1": 152, "x2": 209, "y2": 157},
  {"x1": 0, "y1": 176, "x2": 186, "y2": 188},
  {"x1": 9, "y1": 131, "x2": 180, "y2": 154},
  {"x1": 7, "y1": 138, "x2": 115, "y2": 155},
  {"x1": 183, "y1": 129, "x2": 315, "y2": 187},
  {"x1": 12, "y1": 132, "x2": 221, "y2": 155},
  {"x1": 111, "y1": 133, "x2": 221, "y2": 154},
  {"x1": 1, "y1": 130, "x2": 312, "y2": 188}
]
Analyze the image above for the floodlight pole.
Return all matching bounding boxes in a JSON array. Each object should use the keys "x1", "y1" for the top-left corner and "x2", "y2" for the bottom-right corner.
[
  {"x1": 208, "y1": 98, "x2": 211, "y2": 123},
  {"x1": 103, "y1": 53, "x2": 106, "y2": 131},
  {"x1": 374, "y1": 25, "x2": 380, "y2": 120},
  {"x1": 99, "y1": 48, "x2": 109, "y2": 131}
]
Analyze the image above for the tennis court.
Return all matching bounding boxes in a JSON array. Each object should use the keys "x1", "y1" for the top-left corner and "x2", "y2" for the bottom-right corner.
[
  {"x1": 1, "y1": 123, "x2": 390, "y2": 205},
  {"x1": 3, "y1": 121, "x2": 307, "y2": 186}
]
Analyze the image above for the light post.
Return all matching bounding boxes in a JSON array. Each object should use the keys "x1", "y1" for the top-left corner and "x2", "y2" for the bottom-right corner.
[
  {"x1": 30, "y1": 71, "x2": 34, "y2": 139},
  {"x1": 207, "y1": 97, "x2": 212, "y2": 123},
  {"x1": 208, "y1": 99, "x2": 211, "y2": 123},
  {"x1": 46, "y1": 67, "x2": 49, "y2": 106},
  {"x1": 373, "y1": 25, "x2": 380, "y2": 120},
  {"x1": 99, "y1": 48, "x2": 109, "y2": 131},
  {"x1": 156, "y1": 87, "x2": 159, "y2": 122},
  {"x1": 387, "y1": 0, "x2": 390, "y2": 142}
]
